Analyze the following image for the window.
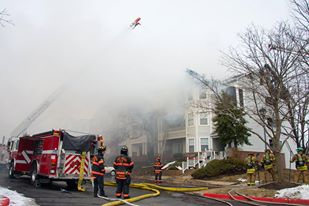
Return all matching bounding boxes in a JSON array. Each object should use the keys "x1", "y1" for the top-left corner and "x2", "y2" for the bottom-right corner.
[
  {"x1": 187, "y1": 113, "x2": 194, "y2": 126},
  {"x1": 173, "y1": 142, "x2": 183, "y2": 153},
  {"x1": 9, "y1": 141, "x2": 13, "y2": 151},
  {"x1": 15, "y1": 140, "x2": 19, "y2": 150},
  {"x1": 34, "y1": 140, "x2": 43, "y2": 155},
  {"x1": 189, "y1": 139, "x2": 194, "y2": 153},
  {"x1": 199, "y1": 90, "x2": 207, "y2": 99},
  {"x1": 238, "y1": 89, "x2": 244, "y2": 107},
  {"x1": 226, "y1": 86, "x2": 237, "y2": 105},
  {"x1": 201, "y1": 138, "x2": 209, "y2": 151},
  {"x1": 199, "y1": 112, "x2": 208, "y2": 125}
]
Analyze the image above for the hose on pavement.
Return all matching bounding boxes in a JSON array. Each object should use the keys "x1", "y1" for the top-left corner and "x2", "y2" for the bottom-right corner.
[{"x1": 101, "y1": 181, "x2": 208, "y2": 206}]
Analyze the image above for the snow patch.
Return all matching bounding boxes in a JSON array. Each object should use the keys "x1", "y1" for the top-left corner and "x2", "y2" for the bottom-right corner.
[
  {"x1": 0, "y1": 186, "x2": 38, "y2": 206},
  {"x1": 275, "y1": 185, "x2": 309, "y2": 200},
  {"x1": 237, "y1": 178, "x2": 247, "y2": 182}
]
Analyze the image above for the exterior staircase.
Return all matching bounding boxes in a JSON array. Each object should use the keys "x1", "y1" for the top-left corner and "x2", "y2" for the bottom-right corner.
[{"x1": 181, "y1": 151, "x2": 225, "y2": 173}]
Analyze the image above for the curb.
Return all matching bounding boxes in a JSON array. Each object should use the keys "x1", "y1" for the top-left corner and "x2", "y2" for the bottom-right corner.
[
  {"x1": 204, "y1": 193, "x2": 309, "y2": 205},
  {"x1": 0, "y1": 196, "x2": 10, "y2": 206},
  {"x1": 251, "y1": 196, "x2": 309, "y2": 205}
]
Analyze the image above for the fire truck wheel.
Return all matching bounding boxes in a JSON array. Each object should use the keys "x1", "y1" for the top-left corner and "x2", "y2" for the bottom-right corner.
[
  {"x1": 8, "y1": 162, "x2": 15, "y2": 179},
  {"x1": 30, "y1": 164, "x2": 40, "y2": 188}
]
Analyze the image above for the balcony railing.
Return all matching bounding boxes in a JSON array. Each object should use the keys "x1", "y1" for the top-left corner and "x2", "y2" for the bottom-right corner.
[{"x1": 181, "y1": 151, "x2": 225, "y2": 173}]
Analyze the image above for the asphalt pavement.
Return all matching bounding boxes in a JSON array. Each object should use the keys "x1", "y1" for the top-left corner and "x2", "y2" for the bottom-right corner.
[{"x1": 0, "y1": 164, "x2": 233, "y2": 206}]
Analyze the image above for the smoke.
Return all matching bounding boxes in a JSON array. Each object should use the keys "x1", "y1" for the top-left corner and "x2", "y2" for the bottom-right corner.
[
  {"x1": 0, "y1": 0, "x2": 291, "y2": 140},
  {"x1": 24, "y1": 58, "x2": 189, "y2": 136}
]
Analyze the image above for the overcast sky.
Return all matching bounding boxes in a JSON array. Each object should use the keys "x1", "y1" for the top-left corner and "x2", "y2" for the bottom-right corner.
[{"x1": 0, "y1": 0, "x2": 292, "y2": 140}]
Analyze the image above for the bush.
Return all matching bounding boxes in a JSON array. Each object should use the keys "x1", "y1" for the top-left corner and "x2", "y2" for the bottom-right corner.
[{"x1": 191, "y1": 158, "x2": 246, "y2": 179}]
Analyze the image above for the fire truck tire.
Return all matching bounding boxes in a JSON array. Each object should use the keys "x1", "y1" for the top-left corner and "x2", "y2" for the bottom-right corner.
[
  {"x1": 8, "y1": 162, "x2": 15, "y2": 179},
  {"x1": 66, "y1": 180, "x2": 78, "y2": 190},
  {"x1": 30, "y1": 163, "x2": 40, "y2": 188}
]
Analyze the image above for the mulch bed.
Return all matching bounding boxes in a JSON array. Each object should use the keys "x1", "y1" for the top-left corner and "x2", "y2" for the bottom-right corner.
[{"x1": 259, "y1": 182, "x2": 300, "y2": 190}]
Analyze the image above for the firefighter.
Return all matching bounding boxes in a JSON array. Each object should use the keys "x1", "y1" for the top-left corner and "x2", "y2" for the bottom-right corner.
[
  {"x1": 290, "y1": 147, "x2": 309, "y2": 184},
  {"x1": 114, "y1": 145, "x2": 134, "y2": 199},
  {"x1": 153, "y1": 155, "x2": 163, "y2": 183},
  {"x1": 246, "y1": 153, "x2": 257, "y2": 186},
  {"x1": 91, "y1": 146, "x2": 106, "y2": 197},
  {"x1": 261, "y1": 149, "x2": 275, "y2": 182}
]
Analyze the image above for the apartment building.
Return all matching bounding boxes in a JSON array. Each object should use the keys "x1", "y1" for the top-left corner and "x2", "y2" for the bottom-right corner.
[
  {"x1": 123, "y1": 76, "x2": 296, "y2": 168},
  {"x1": 157, "y1": 85, "x2": 224, "y2": 161}
]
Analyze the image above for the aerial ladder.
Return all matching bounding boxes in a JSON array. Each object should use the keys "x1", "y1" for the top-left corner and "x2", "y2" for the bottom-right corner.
[
  {"x1": 10, "y1": 85, "x2": 65, "y2": 138},
  {"x1": 9, "y1": 83, "x2": 98, "y2": 192}
]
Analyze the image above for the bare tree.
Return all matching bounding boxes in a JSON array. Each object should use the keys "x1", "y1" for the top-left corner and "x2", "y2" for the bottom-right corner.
[
  {"x1": 269, "y1": 0, "x2": 309, "y2": 153},
  {"x1": 272, "y1": 0, "x2": 309, "y2": 64},
  {"x1": 186, "y1": 69, "x2": 224, "y2": 103},
  {"x1": 292, "y1": 0, "x2": 309, "y2": 32},
  {"x1": 289, "y1": 0, "x2": 309, "y2": 152},
  {"x1": 223, "y1": 22, "x2": 307, "y2": 181},
  {"x1": 0, "y1": 9, "x2": 13, "y2": 27},
  {"x1": 281, "y1": 68, "x2": 309, "y2": 151}
]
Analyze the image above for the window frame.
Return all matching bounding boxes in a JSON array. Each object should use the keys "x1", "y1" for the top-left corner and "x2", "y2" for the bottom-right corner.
[
  {"x1": 187, "y1": 113, "x2": 194, "y2": 127},
  {"x1": 199, "y1": 112, "x2": 209, "y2": 126},
  {"x1": 188, "y1": 138, "x2": 195, "y2": 153},
  {"x1": 200, "y1": 137, "x2": 209, "y2": 151},
  {"x1": 238, "y1": 88, "x2": 244, "y2": 107}
]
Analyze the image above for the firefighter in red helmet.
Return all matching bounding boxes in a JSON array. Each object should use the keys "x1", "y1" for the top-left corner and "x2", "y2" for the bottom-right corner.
[
  {"x1": 154, "y1": 155, "x2": 163, "y2": 183},
  {"x1": 91, "y1": 146, "x2": 106, "y2": 197},
  {"x1": 113, "y1": 146, "x2": 134, "y2": 199}
]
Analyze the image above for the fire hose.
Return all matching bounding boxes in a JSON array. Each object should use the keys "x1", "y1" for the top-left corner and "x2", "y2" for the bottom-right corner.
[
  {"x1": 77, "y1": 151, "x2": 87, "y2": 192},
  {"x1": 100, "y1": 181, "x2": 208, "y2": 206}
]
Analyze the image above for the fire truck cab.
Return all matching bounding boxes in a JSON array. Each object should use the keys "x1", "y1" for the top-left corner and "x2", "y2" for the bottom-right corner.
[{"x1": 7, "y1": 130, "x2": 98, "y2": 189}]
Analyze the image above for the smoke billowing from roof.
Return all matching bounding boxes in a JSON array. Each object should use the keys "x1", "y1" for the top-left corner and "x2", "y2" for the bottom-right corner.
[{"x1": 0, "y1": 0, "x2": 291, "y2": 139}]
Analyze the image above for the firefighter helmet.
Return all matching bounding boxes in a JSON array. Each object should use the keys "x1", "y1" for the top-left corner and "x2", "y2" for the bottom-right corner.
[
  {"x1": 98, "y1": 145, "x2": 106, "y2": 152},
  {"x1": 156, "y1": 155, "x2": 161, "y2": 161},
  {"x1": 121, "y1": 145, "x2": 128, "y2": 155},
  {"x1": 98, "y1": 135, "x2": 104, "y2": 141}
]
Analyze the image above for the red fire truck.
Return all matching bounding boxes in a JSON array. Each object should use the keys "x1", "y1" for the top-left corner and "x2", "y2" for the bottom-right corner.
[{"x1": 7, "y1": 130, "x2": 99, "y2": 189}]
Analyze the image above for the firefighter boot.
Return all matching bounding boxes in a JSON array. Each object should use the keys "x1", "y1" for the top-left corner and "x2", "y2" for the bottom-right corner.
[
  {"x1": 99, "y1": 190, "x2": 107, "y2": 197},
  {"x1": 123, "y1": 194, "x2": 130, "y2": 199}
]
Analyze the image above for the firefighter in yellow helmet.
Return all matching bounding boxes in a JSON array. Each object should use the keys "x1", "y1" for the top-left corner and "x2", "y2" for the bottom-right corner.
[
  {"x1": 290, "y1": 147, "x2": 309, "y2": 184},
  {"x1": 153, "y1": 155, "x2": 163, "y2": 183},
  {"x1": 245, "y1": 153, "x2": 258, "y2": 186},
  {"x1": 261, "y1": 149, "x2": 275, "y2": 182}
]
